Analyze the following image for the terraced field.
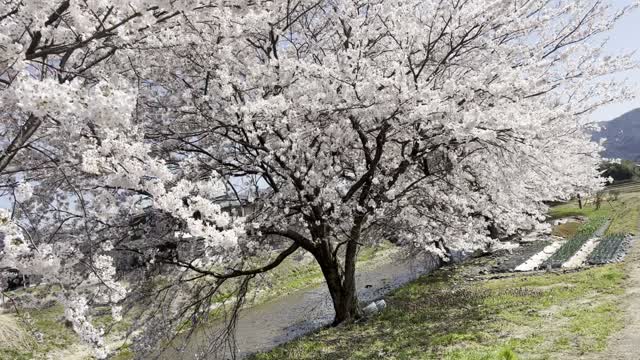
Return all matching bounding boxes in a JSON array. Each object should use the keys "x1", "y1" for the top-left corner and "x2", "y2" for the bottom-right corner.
[
  {"x1": 588, "y1": 233, "x2": 632, "y2": 265},
  {"x1": 542, "y1": 216, "x2": 609, "y2": 269},
  {"x1": 491, "y1": 240, "x2": 551, "y2": 272}
]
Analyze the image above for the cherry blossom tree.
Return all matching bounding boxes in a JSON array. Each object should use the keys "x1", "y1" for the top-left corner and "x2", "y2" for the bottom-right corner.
[{"x1": 0, "y1": 0, "x2": 637, "y2": 357}]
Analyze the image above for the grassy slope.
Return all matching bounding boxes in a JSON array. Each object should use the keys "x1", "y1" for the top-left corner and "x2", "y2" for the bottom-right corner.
[
  {"x1": 4, "y1": 184, "x2": 639, "y2": 359},
  {"x1": 607, "y1": 194, "x2": 640, "y2": 235},
  {"x1": 549, "y1": 182, "x2": 640, "y2": 236},
  {"x1": 0, "y1": 243, "x2": 395, "y2": 359},
  {"x1": 253, "y1": 185, "x2": 640, "y2": 360},
  {"x1": 0, "y1": 305, "x2": 78, "y2": 360},
  {"x1": 251, "y1": 262, "x2": 625, "y2": 360}
]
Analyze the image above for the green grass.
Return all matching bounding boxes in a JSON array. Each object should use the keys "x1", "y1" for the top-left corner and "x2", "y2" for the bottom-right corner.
[
  {"x1": 111, "y1": 344, "x2": 134, "y2": 360},
  {"x1": 0, "y1": 286, "x2": 135, "y2": 359},
  {"x1": 561, "y1": 301, "x2": 621, "y2": 353},
  {"x1": 250, "y1": 263, "x2": 626, "y2": 360},
  {"x1": 548, "y1": 185, "x2": 640, "y2": 236},
  {"x1": 0, "y1": 305, "x2": 80, "y2": 360},
  {"x1": 0, "y1": 242, "x2": 396, "y2": 358},
  {"x1": 259, "y1": 241, "x2": 395, "y2": 302},
  {"x1": 607, "y1": 196, "x2": 640, "y2": 235},
  {"x1": 0, "y1": 242, "x2": 394, "y2": 360},
  {"x1": 548, "y1": 202, "x2": 610, "y2": 220}
]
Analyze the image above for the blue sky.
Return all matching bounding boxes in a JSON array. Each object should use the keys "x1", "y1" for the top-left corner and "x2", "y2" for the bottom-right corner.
[{"x1": 590, "y1": 0, "x2": 640, "y2": 122}]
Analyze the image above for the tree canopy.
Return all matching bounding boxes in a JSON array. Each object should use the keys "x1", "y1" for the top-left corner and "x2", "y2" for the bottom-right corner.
[{"x1": 0, "y1": 0, "x2": 636, "y2": 357}]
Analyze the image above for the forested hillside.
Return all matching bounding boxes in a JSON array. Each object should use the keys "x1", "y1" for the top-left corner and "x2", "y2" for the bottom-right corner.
[{"x1": 593, "y1": 108, "x2": 640, "y2": 161}]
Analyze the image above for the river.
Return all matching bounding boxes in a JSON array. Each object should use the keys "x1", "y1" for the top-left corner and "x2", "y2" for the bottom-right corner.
[{"x1": 160, "y1": 253, "x2": 440, "y2": 359}]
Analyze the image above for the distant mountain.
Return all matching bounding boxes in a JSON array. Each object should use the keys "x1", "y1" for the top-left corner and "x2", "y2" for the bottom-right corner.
[{"x1": 592, "y1": 108, "x2": 640, "y2": 161}]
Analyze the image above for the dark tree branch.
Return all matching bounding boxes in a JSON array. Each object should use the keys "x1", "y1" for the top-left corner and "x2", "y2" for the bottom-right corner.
[{"x1": 0, "y1": 115, "x2": 42, "y2": 175}]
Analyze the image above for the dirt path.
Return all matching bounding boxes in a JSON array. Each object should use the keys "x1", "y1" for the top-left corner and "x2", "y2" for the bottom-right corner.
[{"x1": 593, "y1": 237, "x2": 640, "y2": 359}]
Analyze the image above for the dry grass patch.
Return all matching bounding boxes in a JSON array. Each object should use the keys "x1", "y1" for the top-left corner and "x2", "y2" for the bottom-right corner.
[
  {"x1": 0, "y1": 313, "x2": 32, "y2": 351},
  {"x1": 552, "y1": 222, "x2": 581, "y2": 238}
]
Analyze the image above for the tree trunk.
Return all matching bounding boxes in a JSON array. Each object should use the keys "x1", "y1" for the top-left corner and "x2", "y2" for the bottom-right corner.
[
  {"x1": 314, "y1": 243, "x2": 361, "y2": 325},
  {"x1": 577, "y1": 194, "x2": 583, "y2": 209}
]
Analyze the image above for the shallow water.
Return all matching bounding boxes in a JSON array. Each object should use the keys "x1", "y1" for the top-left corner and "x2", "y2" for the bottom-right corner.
[{"x1": 161, "y1": 254, "x2": 440, "y2": 359}]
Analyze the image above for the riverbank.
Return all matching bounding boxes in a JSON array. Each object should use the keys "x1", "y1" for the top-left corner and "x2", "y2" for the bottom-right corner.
[
  {"x1": 161, "y1": 253, "x2": 439, "y2": 359},
  {"x1": 3, "y1": 183, "x2": 640, "y2": 359},
  {"x1": 251, "y1": 185, "x2": 640, "y2": 360},
  {"x1": 250, "y1": 254, "x2": 627, "y2": 360},
  {"x1": 0, "y1": 241, "x2": 409, "y2": 359}
]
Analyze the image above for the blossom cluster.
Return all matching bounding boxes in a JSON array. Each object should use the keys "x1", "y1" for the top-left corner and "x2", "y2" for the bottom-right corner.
[{"x1": 0, "y1": 0, "x2": 637, "y2": 356}]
